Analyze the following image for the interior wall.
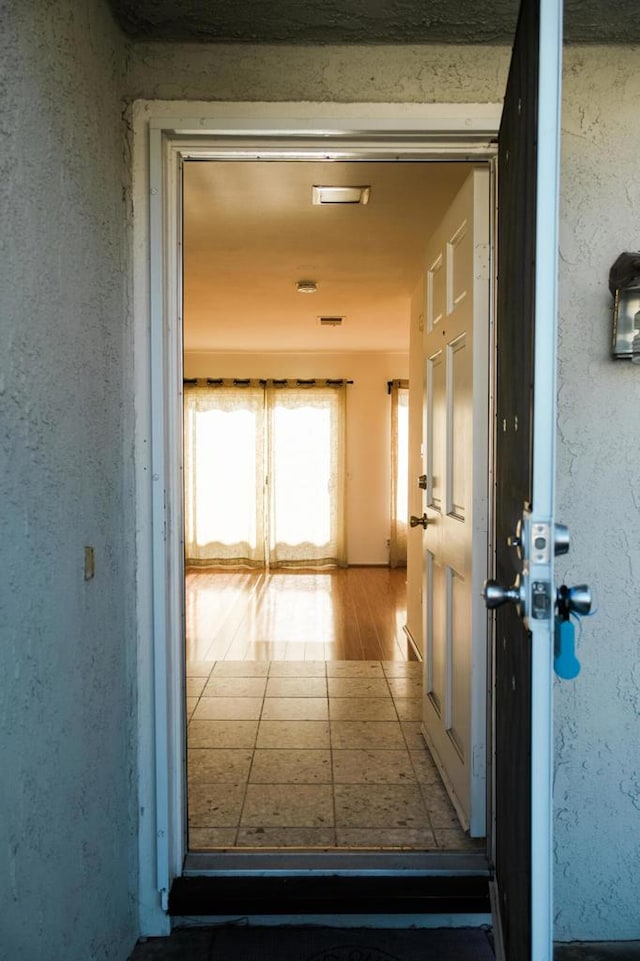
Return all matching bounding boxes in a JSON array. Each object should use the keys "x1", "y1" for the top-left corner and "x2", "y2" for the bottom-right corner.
[
  {"x1": 184, "y1": 351, "x2": 409, "y2": 565},
  {"x1": 125, "y1": 42, "x2": 640, "y2": 942},
  {"x1": 0, "y1": 3, "x2": 137, "y2": 959}
]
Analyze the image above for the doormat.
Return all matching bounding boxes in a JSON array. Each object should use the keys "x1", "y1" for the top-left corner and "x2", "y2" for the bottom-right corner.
[{"x1": 210, "y1": 926, "x2": 495, "y2": 961}]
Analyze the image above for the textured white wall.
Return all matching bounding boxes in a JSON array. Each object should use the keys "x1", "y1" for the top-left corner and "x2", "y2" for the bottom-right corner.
[
  {"x1": 554, "y1": 46, "x2": 640, "y2": 942},
  {"x1": 0, "y1": 2, "x2": 137, "y2": 959},
  {"x1": 126, "y1": 42, "x2": 640, "y2": 941},
  {"x1": 127, "y1": 43, "x2": 511, "y2": 103},
  {"x1": 184, "y1": 352, "x2": 410, "y2": 565}
]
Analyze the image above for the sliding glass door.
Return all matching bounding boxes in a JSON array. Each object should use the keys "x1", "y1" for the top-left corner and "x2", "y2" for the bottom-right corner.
[{"x1": 184, "y1": 380, "x2": 346, "y2": 569}]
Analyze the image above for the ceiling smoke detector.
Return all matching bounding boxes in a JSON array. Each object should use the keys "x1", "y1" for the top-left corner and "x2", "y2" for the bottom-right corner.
[
  {"x1": 312, "y1": 186, "x2": 371, "y2": 206},
  {"x1": 296, "y1": 280, "x2": 318, "y2": 294}
]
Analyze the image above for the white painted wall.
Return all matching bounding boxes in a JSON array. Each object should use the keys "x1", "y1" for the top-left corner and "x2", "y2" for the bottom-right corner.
[
  {"x1": 184, "y1": 352, "x2": 409, "y2": 564},
  {"x1": 0, "y1": 2, "x2": 137, "y2": 959},
  {"x1": 129, "y1": 43, "x2": 640, "y2": 941}
]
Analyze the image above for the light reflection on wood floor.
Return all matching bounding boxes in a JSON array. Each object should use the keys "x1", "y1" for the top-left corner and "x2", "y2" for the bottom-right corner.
[{"x1": 185, "y1": 567, "x2": 412, "y2": 664}]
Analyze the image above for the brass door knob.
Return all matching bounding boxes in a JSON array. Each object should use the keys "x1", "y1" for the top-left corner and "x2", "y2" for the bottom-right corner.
[{"x1": 410, "y1": 514, "x2": 429, "y2": 530}]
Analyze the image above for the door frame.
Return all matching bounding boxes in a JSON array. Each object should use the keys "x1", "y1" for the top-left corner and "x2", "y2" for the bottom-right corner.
[{"x1": 132, "y1": 101, "x2": 502, "y2": 936}]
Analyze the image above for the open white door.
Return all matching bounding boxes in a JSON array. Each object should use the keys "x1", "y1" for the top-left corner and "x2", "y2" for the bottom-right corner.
[{"x1": 419, "y1": 168, "x2": 490, "y2": 838}]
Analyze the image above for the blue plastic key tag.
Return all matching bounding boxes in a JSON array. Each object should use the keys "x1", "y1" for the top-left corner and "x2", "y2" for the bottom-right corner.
[{"x1": 554, "y1": 617, "x2": 581, "y2": 680}]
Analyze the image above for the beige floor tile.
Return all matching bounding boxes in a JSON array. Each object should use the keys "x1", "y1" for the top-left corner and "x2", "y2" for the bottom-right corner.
[
  {"x1": 334, "y1": 783, "x2": 428, "y2": 828},
  {"x1": 332, "y1": 749, "x2": 416, "y2": 784},
  {"x1": 265, "y1": 676, "x2": 327, "y2": 697},
  {"x1": 241, "y1": 783, "x2": 334, "y2": 827},
  {"x1": 237, "y1": 827, "x2": 336, "y2": 848},
  {"x1": 188, "y1": 783, "x2": 246, "y2": 827},
  {"x1": 188, "y1": 748, "x2": 253, "y2": 784},
  {"x1": 189, "y1": 827, "x2": 238, "y2": 848},
  {"x1": 257, "y1": 720, "x2": 330, "y2": 749},
  {"x1": 387, "y1": 675, "x2": 423, "y2": 698},
  {"x1": 261, "y1": 697, "x2": 328, "y2": 721},
  {"x1": 382, "y1": 661, "x2": 422, "y2": 678},
  {"x1": 433, "y1": 828, "x2": 485, "y2": 851},
  {"x1": 187, "y1": 676, "x2": 207, "y2": 697},
  {"x1": 329, "y1": 697, "x2": 397, "y2": 721},
  {"x1": 269, "y1": 661, "x2": 326, "y2": 677},
  {"x1": 420, "y1": 782, "x2": 460, "y2": 828},
  {"x1": 327, "y1": 677, "x2": 390, "y2": 698},
  {"x1": 393, "y1": 698, "x2": 423, "y2": 722},
  {"x1": 409, "y1": 749, "x2": 442, "y2": 784},
  {"x1": 192, "y1": 696, "x2": 263, "y2": 721},
  {"x1": 250, "y1": 749, "x2": 332, "y2": 784},
  {"x1": 186, "y1": 660, "x2": 215, "y2": 678},
  {"x1": 336, "y1": 827, "x2": 437, "y2": 849},
  {"x1": 188, "y1": 719, "x2": 259, "y2": 749},
  {"x1": 400, "y1": 721, "x2": 425, "y2": 750},
  {"x1": 330, "y1": 721, "x2": 406, "y2": 750},
  {"x1": 203, "y1": 676, "x2": 267, "y2": 698},
  {"x1": 186, "y1": 697, "x2": 199, "y2": 721},
  {"x1": 326, "y1": 661, "x2": 384, "y2": 678},
  {"x1": 212, "y1": 661, "x2": 269, "y2": 677}
]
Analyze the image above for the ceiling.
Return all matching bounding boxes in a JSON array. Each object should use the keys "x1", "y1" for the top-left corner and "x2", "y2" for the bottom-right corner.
[
  {"x1": 183, "y1": 160, "x2": 471, "y2": 354},
  {"x1": 109, "y1": 0, "x2": 640, "y2": 43}
]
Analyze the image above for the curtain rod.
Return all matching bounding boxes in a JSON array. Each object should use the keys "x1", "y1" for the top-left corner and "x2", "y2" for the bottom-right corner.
[
  {"x1": 387, "y1": 379, "x2": 410, "y2": 394},
  {"x1": 184, "y1": 378, "x2": 354, "y2": 387}
]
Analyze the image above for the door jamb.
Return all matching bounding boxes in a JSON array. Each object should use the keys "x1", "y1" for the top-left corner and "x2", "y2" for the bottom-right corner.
[{"x1": 132, "y1": 101, "x2": 501, "y2": 936}]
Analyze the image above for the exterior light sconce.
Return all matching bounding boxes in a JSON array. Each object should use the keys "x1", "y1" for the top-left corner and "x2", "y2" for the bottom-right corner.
[{"x1": 609, "y1": 252, "x2": 640, "y2": 363}]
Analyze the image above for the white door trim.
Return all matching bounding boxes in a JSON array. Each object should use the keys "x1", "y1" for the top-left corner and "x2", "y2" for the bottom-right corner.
[
  {"x1": 530, "y1": 0, "x2": 563, "y2": 955},
  {"x1": 132, "y1": 100, "x2": 501, "y2": 935}
]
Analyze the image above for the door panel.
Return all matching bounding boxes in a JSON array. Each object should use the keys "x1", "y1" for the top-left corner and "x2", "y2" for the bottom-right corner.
[
  {"x1": 427, "y1": 350, "x2": 445, "y2": 513},
  {"x1": 421, "y1": 168, "x2": 490, "y2": 837},
  {"x1": 493, "y1": 0, "x2": 563, "y2": 958}
]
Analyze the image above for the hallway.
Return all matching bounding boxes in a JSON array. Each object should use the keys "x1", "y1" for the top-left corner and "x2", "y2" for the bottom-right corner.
[{"x1": 185, "y1": 569, "x2": 477, "y2": 852}]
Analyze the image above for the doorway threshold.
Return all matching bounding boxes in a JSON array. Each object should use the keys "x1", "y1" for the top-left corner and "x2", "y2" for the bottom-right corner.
[{"x1": 184, "y1": 850, "x2": 488, "y2": 876}]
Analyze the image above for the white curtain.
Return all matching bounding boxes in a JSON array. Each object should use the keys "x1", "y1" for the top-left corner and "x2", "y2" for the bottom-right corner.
[
  {"x1": 184, "y1": 381, "x2": 347, "y2": 569},
  {"x1": 183, "y1": 383, "x2": 266, "y2": 567},
  {"x1": 389, "y1": 379, "x2": 409, "y2": 569},
  {"x1": 267, "y1": 384, "x2": 347, "y2": 569}
]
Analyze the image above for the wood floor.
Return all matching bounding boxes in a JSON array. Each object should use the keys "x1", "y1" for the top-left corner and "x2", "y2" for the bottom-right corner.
[{"x1": 185, "y1": 566, "x2": 412, "y2": 664}]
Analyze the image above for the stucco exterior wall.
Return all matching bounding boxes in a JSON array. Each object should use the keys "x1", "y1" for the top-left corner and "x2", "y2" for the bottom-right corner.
[
  {"x1": 126, "y1": 42, "x2": 511, "y2": 104},
  {"x1": 125, "y1": 43, "x2": 640, "y2": 942},
  {"x1": 0, "y1": 2, "x2": 137, "y2": 959},
  {"x1": 554, "y1": 46, "x2": 640, "y2": 942}
]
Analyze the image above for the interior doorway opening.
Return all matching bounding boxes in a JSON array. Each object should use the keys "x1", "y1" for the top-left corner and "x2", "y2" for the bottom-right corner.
[{"x1": 181, "y1": 157, "x2": 490, "y2": 858}]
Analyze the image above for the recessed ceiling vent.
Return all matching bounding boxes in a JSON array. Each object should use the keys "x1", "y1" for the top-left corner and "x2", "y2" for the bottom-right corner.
[
  {"x1": 318, "y1": 316, "x2": 345, "y2": 327},
  {"x1": 312, "y1": 186, "x2": 371, "y2": 205}
]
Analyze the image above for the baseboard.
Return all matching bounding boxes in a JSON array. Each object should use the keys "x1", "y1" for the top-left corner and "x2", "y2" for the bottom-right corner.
[{"x1": 403, "y1": 624, "x2": 423, "y2": 661}]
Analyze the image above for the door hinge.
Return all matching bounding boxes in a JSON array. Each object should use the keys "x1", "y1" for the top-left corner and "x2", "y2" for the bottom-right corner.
[
  {"x1": 473, "y1": 744, "x2": 486, "y2": 777},
  {"x1": 472, "y1": 744, "x2": 486, "y2": 777},
  {"x1": 160, "y1": 887, "x2": 169, "y2": 912},
  {"x1": 163, "y1": 489, "x2": 167, "y2": 542}
]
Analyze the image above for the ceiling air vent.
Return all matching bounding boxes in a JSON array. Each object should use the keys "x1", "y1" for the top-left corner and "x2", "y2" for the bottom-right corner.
[
  {"x1": 319, "y1": 316, "x2": 345, "y2": 327},
  {"x1": 312, "y1": 186, "x2": 371, "y2": 205}
]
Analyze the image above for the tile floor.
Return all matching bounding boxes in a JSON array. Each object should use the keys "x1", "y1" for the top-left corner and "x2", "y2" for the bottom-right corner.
[{"x1": 186, "y1": 659, "x2": 482, "y2": 852}]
